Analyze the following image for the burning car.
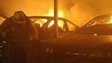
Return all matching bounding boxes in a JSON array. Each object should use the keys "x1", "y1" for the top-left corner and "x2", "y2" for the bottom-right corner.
[
  {"x1": 1, "y1": 15, "x2": 112, "y2": 62},
  {"x1": 29, "y1": 16, "x2": 79, "y2": 40},
  {"x1": 37, "y1": 15, "x2": 112, "y2": 62}
]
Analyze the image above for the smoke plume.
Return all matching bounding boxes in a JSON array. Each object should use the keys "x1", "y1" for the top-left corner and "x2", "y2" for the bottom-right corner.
[{"x1": 62, "y1": 0, "x2": 112, "y2": 26}]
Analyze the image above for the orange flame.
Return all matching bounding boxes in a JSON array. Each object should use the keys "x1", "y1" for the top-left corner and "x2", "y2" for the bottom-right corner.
[
  {"x1": 108, "y1": 16, "x2": 112, "y2": 23},
  {"x1": 45, "y1": 9, "x2": 64, "y2": 17},
  {"x1": 35, "y1": 9, "x2": 64, "y2": 28},
  {"x1": 46, "y1": 9, "x2": 64, "y2": 28}
]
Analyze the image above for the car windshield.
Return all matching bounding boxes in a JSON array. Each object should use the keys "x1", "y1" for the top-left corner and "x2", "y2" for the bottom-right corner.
[
  {"x1": 78, "y1": 15, "x2": 112, "y2": 35},
  {"x1": 86, "y1": 15, "x2": 112, "y2": 27}
]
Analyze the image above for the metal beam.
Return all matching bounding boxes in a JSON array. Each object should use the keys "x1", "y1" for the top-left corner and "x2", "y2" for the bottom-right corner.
[{"x1": 54, "y1": 0, "x2": 58, "y2": 39}]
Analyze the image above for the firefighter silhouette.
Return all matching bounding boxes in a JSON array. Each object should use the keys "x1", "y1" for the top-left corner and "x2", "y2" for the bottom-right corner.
[{"x1": 0, "y1": 11, "x2": 39, "y2": 63}]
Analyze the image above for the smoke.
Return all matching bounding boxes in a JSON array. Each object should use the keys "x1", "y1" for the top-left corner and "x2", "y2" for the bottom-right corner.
[
  {"x1": 62, "y1": 0, "x2": 112, "y2": 26},
  {"x1": 0, "y1": 0, "x2": 112, "y2": 26},
  {"x1": 0, "y1": 0, "x2": 53, "y2": 17}
]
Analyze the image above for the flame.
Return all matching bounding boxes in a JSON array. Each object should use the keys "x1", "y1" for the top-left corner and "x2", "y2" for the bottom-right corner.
[
  {"x1": 34, "y1": 9, "x2": 64, "y2": 28},
  {"x1": 46, "y1": 9, "x2": 64, "y2": 28},
  {"x1": 108, "y1": 16, "x2": 112, "y2": 23},
  {"x1": 35, "y1": 19, "x2": 47, "y2": 27},
  {"x1": 48, "y1": 20, "x2": 64, "y2": 28},
  {"x1": 46, "y1": 9, "x2": 64, "y2": 17}
]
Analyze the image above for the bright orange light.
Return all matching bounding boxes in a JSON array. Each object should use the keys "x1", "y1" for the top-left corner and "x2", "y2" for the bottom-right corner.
[
  {"x1": 48, "y1": 20, "x2": 64, "y2": 28},
  {"x1": 108, "y1": 16, "x2": 112, "y2": 23},
  {"x1": 46, "y1": 9, "x2": 64, "y2": 28},
  {"x1": 48, "y1": 21, "x2": 54, "y2": 27},
  {"x1": 45, "y1": 9, "x2": 64, "y2": 17},
  {"x1": 34, "y1": 9, "x2": 64, "y2": 28},
  {"x1": 58, "y1": 21, "x2": 64, "y2": 28},
  {"x1": 34, "y1": 19, "x2": 47, "y2": 27},
  {"x1": 35, "y1": 21, "x2": 42, "y2": 26}
]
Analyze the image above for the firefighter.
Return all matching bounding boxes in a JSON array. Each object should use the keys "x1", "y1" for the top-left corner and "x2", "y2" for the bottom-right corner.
[{"x1": 0, "y1": 11, "x2": 39, "y2": 63}]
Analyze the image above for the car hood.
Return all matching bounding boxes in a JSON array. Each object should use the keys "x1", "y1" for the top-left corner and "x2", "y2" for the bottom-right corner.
[{"x1": 45, "y1": 34, "x2": 112, "y2": 50}]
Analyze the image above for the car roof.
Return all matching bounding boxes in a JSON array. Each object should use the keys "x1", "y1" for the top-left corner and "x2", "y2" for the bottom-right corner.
[{"x1": 28, "y1": 16, "x2": 79, "y2": 27}]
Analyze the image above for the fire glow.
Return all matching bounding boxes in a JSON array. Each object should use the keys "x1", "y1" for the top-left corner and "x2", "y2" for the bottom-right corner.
[
  {"x1": 46, "y1": 9, "x2": 64, "y2": 28},
  {"x1": 35, "y1": 9, "x2": 64, "y2": 28},
  {"x1": 108, "y1": 16, "x2": 112, "y2": 24}
]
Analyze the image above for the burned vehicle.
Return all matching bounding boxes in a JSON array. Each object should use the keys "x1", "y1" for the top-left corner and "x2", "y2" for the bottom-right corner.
[
  {"x1": 1, "y1": 15, "x2": 112, "y2": 62},
  {"x1": 29, "y1": 16, "x2": 78, "y2": 40},
  {"x1": 33, "y1": 15, "x2": 112, "y2": 62}
]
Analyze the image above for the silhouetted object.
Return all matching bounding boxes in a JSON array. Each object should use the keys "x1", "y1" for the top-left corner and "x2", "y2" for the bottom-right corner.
[
  {"x1": 47, "y1": 25, "x2": 63, "y2": 32},
  {"x1": 35, "y1": 23, "x2": 41, "y2": 30},
  {"x1": 0, "y1": 11, "x2": 39, "y2": 63},
  {"x1": 0, "y1": 30, "x2": 4, "y2": 43}
]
